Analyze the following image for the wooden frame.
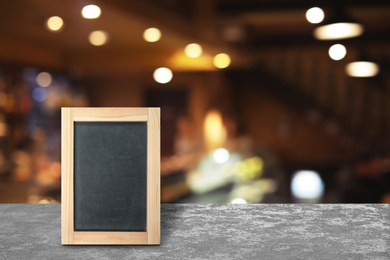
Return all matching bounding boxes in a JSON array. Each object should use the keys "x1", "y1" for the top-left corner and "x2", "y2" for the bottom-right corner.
[{"x1": 61, "y1": 107, "x2": 160, "y2": 245}]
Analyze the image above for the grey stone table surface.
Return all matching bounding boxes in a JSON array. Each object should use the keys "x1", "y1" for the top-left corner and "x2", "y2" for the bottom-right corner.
[{"x1": 0, "y1": 204, "x2": 389, "y2": 260}]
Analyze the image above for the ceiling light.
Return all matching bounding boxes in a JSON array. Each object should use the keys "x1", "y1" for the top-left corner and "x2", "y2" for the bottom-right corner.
[
  {"x1": 46, "y1": 16, "x2": 64, "y2": 32},
  {"x1": 82, "y1": 5, "x2": 101, "y2": 19},
  {"x1": 345, "y1": 61, "x2": 380, "y2": 77},
  {"x1": 213, "y1": 53, "x2": 231, "y2": 69},
  {"x1": 314, "y1": 8, "x2": 363, "y2": 40},
  {"x1": 143, "y1": 28, "x2": 161, "y2": 42},
  {"x1": 88, "y1": 30, "x2": 109, "y2": 46},
  {"x1": 314, "y1": 23, "x2": 363, "y2": 40},
  {"x1": 328, "y1": 44, "x2": 347, "y2": 60},
  {"x1": 184, "y1": 43, "x2": 203, "y2": 58},
  {"x1": 306, "y1": 7, "x2": 325, "y2": 24},
  {"x1": 153, "y1": 67, "x2": 172, "y2": 84}
]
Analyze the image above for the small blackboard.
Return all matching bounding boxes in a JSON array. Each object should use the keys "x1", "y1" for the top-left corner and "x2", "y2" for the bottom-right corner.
[
  {"x1": 74, "y1": 122, "x2": 147, "y2": 232},
  {"x1": 61, "y1": 108, "x2": 160, "y2": 245}
]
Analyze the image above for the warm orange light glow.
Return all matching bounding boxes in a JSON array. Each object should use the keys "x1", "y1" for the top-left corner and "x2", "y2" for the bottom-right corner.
[
  {"x1": 167, "y1": 49, "x2": 215, "y2": 71},
  {"x1": 204, "y1": 110, "x2": 227, "y2": 150},
  {"x1": 143, "y1": 28, "x2": 161, "y2": 42},
  {"x1": 213, "y1": 53, "x2": 231, "y2": 69},
  {"x1": 89, "y1": 30, "x2": 109, "y2": 46},
  {"x1": 46, "y1": 16, "x2": 64, "y2": 32}
]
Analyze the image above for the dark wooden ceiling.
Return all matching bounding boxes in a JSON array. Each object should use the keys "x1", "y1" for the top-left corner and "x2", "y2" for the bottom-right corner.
[{"x1": 0, "y1": 0, "x2": 389, "y2": 75}]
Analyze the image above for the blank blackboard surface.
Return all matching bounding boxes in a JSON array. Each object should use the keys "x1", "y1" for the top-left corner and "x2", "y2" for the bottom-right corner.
[{"x1": 74, "y1": 122, "x2": 147, "y2": 231}]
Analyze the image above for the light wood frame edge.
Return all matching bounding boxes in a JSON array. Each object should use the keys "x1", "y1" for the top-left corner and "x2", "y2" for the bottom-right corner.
[
  {"x1": 61, "y1": 107, "x2": 74, "y2": 244},
  {"x1": 147, "y1": 107, "x2": 161, "y2": 244},
  {"x1": 61, "y1": 107, "x2": 160, "y2": 245}
]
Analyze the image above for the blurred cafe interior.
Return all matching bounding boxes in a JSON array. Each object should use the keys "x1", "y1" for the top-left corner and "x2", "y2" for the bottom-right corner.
[{"x1": 0, "y1": 0, "x2": 390, "y2": 204}]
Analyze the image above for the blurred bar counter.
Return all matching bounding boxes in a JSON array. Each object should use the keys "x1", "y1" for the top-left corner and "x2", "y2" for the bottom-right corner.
[{"x1": 1, "y1": 204, "x2": 388, "y2": 259}]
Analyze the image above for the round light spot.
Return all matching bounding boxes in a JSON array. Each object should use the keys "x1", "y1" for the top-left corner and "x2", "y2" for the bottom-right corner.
[
  {"x1": 213, "y1": 53, "x2": 231, "y2": 69},
  {"x1": 291, "y1": 170, "x2": 324, "y2": 200},
  {"x1": 36, "y1": 72, "x2": 52, "y2": 87},
  {"x1": 328, "y1": 44, "x2": 347, "y2": 61},
  {"x1": 213, "y1": 148, "x2": 230, "y2": 164},
  {"x1": 46, "y1": 16, "x2": 64, "y2": 32},
  {"x1": 184, "y1": 43, "x2": 203, "y2": 58},
  {"x1": 89, "y1": 30, "x2": 109, "y2": 46},
  {"x1": 153, "y1": 67, "x2": 173, "y2": 84},
  {"x1": 305, "y1": 7, "x2": 325, "y2": 24},
  {"x1": 81, "y1": 5, "x2": 101, "y2": 19},
  {"x1": 32, "y1": 88, "x2": 47, "y2": 102},
  {"x1": 143, "y1": 28, "x2": 161, "y2": 42}
]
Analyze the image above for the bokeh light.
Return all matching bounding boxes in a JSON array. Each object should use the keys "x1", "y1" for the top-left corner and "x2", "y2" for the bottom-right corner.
[
  {"x1": 89, "y1": 30, "x2": 109, "y2": 46},
  {"x1": 213, "y1": 53, "x2": 231, "y2": 69},
  {"x1": 203, "y1": 110, "x2": 227, "y2": 150},
  {"x1": 0, "y1": 122, "x2": 7, "y2": 136},
  {"x1": 81, "y1": 5, "x2": 101, "y2": 19},
  {"x1": 213, "y1": 148, "x2": 230, "y2": 164},
  {"x1": 46, "y1": 16, "x2": 64, "y2": 32},
  {"x1": 305, "y1": 7, "x2": 325, "y2": 24},
  {"x1": 32, "y1": 88, "x2": 47, "y2": 102},
  {"x1": 184, "y1": 43, "x2": 203, "y2": 58},
  {"x1": 230, "y1": 198, "x2": 247, "y2": 204},
  {"x1": 291, "y1": 170, "x2": 324, "y2": 200},
  {"x1": 314, "y1": 23, "x2": 364, "y2": 40},
  {"x1": 328, "y1": 44, "x2": 347, "y2": 60},
  {"x1": 237, "y1": 157, "x2": 264, "y2": 181},
  {"x1": 153, "y1": 67, "x2": 173, "y2": 84},
  {"x1": 36, "y1": 72, "x2": 52, "y2": 87},
  {"x1": 345, "y1": 61, "x2": 380, "y2": 77},
  {"x1": 143, "y1": 28, "x2": 161, "y2": 42}
]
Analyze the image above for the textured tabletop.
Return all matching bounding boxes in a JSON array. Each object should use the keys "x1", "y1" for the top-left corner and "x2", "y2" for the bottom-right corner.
[{"x1": 0, "y1": 204, "x2": 389, "y2": 259}]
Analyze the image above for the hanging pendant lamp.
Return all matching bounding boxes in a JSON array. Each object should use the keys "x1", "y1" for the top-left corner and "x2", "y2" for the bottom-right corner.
[{"x1": 314, "y1": 6, "x2": 364, "y2": 40}]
